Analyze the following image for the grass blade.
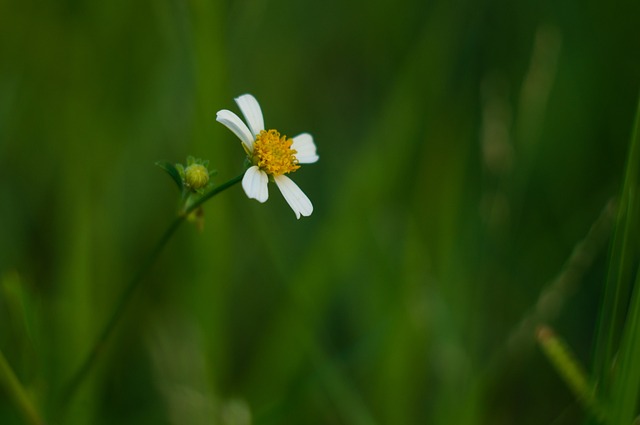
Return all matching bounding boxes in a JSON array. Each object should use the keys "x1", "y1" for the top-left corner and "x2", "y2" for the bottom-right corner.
[
  {"x1": 608, "y1": 268, "x2": 640, "y2": 424},
  {"x1": 592, "y1": 94, "x2": 640, "y2": 395},
  {"x1": 0, "y1": 349, "x2": 44, "y2": 425}
]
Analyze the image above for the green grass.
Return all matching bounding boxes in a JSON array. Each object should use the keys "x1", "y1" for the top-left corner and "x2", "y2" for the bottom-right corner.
[
  {"x1": 592, "y1": 95, "x2": 640, "y2": 425},
  {"x1": 1, "y1": 0, "x2": 640, "y2": 424}
]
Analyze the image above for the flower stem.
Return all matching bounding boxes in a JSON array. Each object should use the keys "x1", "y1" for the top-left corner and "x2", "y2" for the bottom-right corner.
[
  {"x1": 59, "y1": 173, "x2": 243, "y2": 406},
  {"x1": 183, "y1": 172, "x2": 243, "y2": 215},
  {"x1": 0, "y1": 348, "x2": 45, "y2": 425}
]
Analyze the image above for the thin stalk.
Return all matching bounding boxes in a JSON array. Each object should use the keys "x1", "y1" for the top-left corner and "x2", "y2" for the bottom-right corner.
[
  {"x1": 60, "y1": 173, "x2": 243, "y2": 405},
  {"x1": 184, "y1": 173, "x2": 243, "y2": 214},
  {"x1": 537, "y1": 326, "x2": 606, "y2": 422},
  {"x1": 0, "y1": 348, "x2": 45, "y2": 425}
]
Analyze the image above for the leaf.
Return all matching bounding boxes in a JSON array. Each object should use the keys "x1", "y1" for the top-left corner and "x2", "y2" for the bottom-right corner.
[
  {"x1": 609, "y1": 268, "x2": 640, "y2": 425},
  {"x1": 155, "y1": 161, "x2": 184, "y2": 192},
  {"x1": 593, "y1": 94, "x2": 640, "y2": 394}
]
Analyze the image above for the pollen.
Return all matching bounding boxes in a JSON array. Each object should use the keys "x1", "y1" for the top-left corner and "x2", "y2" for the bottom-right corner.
[{"x1": 252, "y1": 129, "x2": 300, "y2": 176}]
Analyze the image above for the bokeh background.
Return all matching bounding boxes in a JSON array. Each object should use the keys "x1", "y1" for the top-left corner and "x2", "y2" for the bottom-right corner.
[{"x1": 1, "y1": 0, "x2": 639, "y2": 424}]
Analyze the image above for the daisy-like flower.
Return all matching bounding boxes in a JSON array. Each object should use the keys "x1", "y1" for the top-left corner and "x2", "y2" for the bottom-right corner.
[{"x1": 216, "y1": 94, "x2": 319, "y2": 219}]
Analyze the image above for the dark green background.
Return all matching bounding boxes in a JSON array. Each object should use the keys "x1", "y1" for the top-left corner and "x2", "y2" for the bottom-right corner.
[{"x1": 1, "y1": 0, "x2": 639, "y2": 424}]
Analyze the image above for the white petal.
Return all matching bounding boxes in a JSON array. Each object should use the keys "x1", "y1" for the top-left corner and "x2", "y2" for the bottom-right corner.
[
  {"x1": 242, "y1": 166, "x2": 269, "y2": 203},
  {"x1": 235, "y1": 94, "x2": 265, "y2": 137},
  {"x1": 274, "y1": 175, "x2": 313, "y2": 219},
  {"x1": 292, "y1": 133, "x2": 319, "y2": 164},
  {"x1": 216, "y1": 109, "x2": 254, "y2": 151}
]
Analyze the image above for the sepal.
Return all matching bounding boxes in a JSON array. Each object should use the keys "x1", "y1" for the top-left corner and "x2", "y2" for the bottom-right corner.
[{"x1": 155, "y1": 161, "x2": 184, "y2": 192}]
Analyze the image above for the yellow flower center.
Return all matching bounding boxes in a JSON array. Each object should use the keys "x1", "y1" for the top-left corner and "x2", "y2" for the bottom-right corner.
[{"x1": 252, "y1": 129, "x2": 300, "y2": 176}]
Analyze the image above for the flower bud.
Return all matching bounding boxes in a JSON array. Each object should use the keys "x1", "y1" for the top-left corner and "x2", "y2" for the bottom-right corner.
[{"x1": 185, "y1": 164, "x2": 209, "y2": 190}]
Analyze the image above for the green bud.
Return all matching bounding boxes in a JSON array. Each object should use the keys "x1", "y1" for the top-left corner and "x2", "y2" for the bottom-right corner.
[{"x1": 185, "y1": 164, "x2": 210, "y2": 190}]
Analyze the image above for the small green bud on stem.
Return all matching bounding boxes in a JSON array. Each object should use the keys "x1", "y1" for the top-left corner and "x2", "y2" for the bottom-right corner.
[{"x1": 185, "y1": 164, "x2": 209, "y2": 190}]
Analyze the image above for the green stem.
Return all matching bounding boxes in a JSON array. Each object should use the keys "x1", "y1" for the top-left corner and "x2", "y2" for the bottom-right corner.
[
  {"x1": 60, "y1": 173, "x2": 243, "y2": 406},
  {"x1": 0, "y1": 348, "x2": 45, "y2": 425},
  {"x1": 184, "y1": 173, "x2": 243, "y2": 214},
  {"x1": 537, "y1": 326, "x2": 607, "y2": 421}
]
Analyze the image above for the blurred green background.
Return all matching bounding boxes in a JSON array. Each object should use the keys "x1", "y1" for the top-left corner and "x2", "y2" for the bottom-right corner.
[{"x1": 1, "y1": 0, "x2": 639, "y2": 424}]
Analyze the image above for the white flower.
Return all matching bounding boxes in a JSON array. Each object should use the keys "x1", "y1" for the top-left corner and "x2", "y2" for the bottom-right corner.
[{"x1": 216, "y1": 94, "x2": 319, "y2": 219}]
